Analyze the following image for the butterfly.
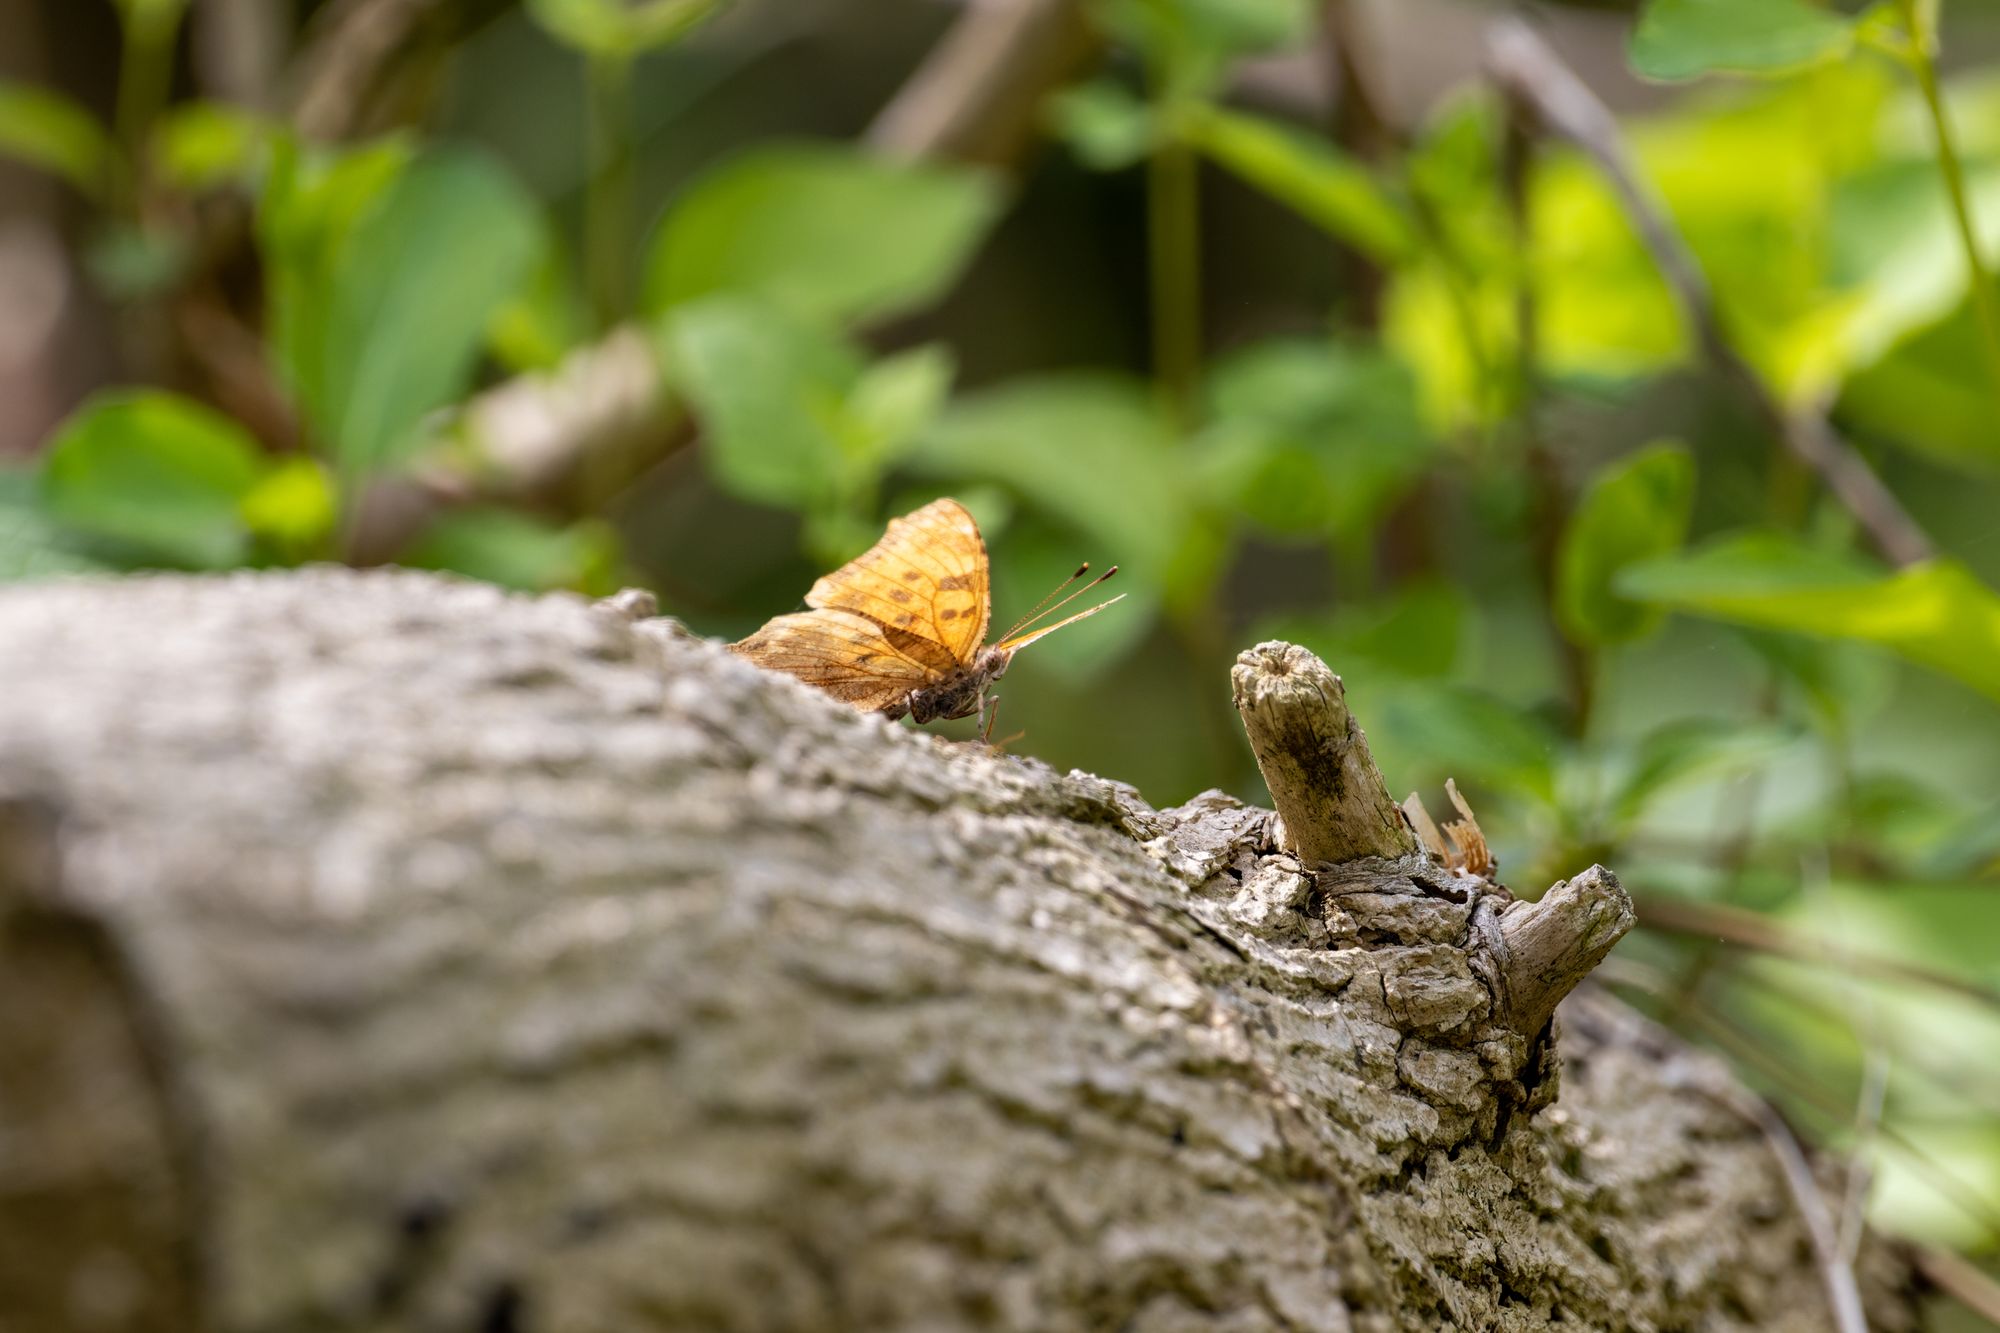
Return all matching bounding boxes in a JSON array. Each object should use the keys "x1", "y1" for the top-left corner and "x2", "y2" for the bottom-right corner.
[{"x1": 730, "y1": 498, "x2": 1123, "y2": 738}]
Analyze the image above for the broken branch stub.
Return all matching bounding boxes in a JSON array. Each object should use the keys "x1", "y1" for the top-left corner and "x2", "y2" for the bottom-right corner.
[
  {"x1": 1230, "y1": 641, "x2": 1418, "y2": 866},
  {"x1": 1490, "y1": 865, "x2": 1635, "y2": 1037}
]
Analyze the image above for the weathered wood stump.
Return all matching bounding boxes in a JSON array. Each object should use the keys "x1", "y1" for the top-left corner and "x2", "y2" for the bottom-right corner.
[{"x1": 0, "y1": 570, "x2": 1915, "y2": 1330}]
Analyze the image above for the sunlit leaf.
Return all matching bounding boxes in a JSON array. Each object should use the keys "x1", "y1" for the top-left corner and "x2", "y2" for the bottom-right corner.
[
  {"x1": 39, "y1": 391, "x2": 265, "y2": 569},
  {"x1": 0, "y1": 81, "x2": 114, "y2": 197},
  {"x1": 1620, "y1": 532, "x2": 2000, "y2": 702},
  {"x1": 1630, "y1": 0, "x2": 1856, "y2": 83},
  {"x1": 1179, "y1": 106, "x2": 1414, "y2": 263},
  {"x1": 152, "y1": 101, "x2": 271, "y2": 191},
  {"x1": 1556, "y1": 442, "x2": 1695, "y2": 646},
  {"x1": 238, "y1": 457, "x2": 337, "y2": 555},
  {"x1": 644, "y1": 143, "x2": 1003, "y2": 325},
  {"x1": 526, "y1": 0, "x2": 720, "y2": 57}
]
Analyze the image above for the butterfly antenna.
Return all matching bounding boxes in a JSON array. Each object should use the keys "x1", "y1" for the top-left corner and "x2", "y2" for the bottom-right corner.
[
  {"x1": 1001, "y1": 565, "x2": 1119, "y2": 642},
  {"x1": 999, "y1": 562, "x2": 1091, "y2": 643}
]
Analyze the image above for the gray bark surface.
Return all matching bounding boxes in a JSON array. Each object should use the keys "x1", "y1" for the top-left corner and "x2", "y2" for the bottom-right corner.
[{"x1": 0, "y1": 570, "x2": 1916, "y2": 1332}]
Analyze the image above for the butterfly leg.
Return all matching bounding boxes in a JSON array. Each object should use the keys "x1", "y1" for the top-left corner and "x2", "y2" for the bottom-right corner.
[{"x1": 979, "y1": 693, "x2": 1001, "y2": 745}]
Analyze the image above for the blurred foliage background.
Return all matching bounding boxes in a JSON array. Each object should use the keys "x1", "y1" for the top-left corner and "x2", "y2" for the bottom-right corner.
[{"x1": 5, "y1": 0, "x2": 2000, "y2": 1320}]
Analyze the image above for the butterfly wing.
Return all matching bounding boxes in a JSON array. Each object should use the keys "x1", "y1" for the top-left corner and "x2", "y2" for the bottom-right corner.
[
  {"x1": 805, "y1": 498, "x2": 990, "y2": 665},
  {"x1": 730, "y1": 608, "x2": 949, "y2": 715}
]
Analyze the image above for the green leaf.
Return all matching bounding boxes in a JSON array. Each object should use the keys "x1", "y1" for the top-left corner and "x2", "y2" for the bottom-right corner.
[
  {"x1": 0, "y1": 470, "x2": 110, "y2": 580},
  {"x1": 526, "y1": 0, "x2": 719, "y2": 57},
  {"x1": 260, "y1": 134, "x2": 414, "y2": 437},
  {"x1": 1049, "y1": 80, "x2": 1158, "y2": 170},
  {"x1": 305, "y1": 148, "x2": 541, "y2": 471},
  {"x1": 1195, "y1": 339, "x2": 1432, "y2": 548},
  {"x1": 847, "y1": 344, "x2": 955, "y2": 462},
  {"x1": 643, "y1": 143, "x2": 1003, "y2": 325},
  {"x1": 39, "y1": 391, "x2": 265, "y2": 569},
  {"x1": 910, "y1": 374, "x2": 1189, "y2": 577},
  {"x1": 152, "y1": 101, "x2": 271, "y2": 191},
  {"x1": 1619, "y1": 532, "x2": 2000, "y2": 702},
  {"x1": 0, "y1": 81, "x2": 115, "y2": 197},
  {"x1": 1254, "y1": 581, "x2": 1469, "y2": 682},
  {"x1": 406, "y1": 507, "x2": 622, "y2": 593},
  {"x1": 1179, "y1": 106, "x2": 1414, "y2": 263},
  {"x1": 1609, "y1": 717, "x2": 1799, "y2": 828},
  {"x1": 238, "y1": 457, "x2": 336, "y2": 556},
  {"x1": 1630, "y1": 0, "x2": 1856, "y2": 82},
  {"x1": 1556, "y1": 442, "x2": 1696, "y2": 646},
  {"x1": 1371, "y1": 681, "x2": 1561, "y2": 805},
  {"x1": 665, "y1": 294, "x2": 863, "y2": 508}
]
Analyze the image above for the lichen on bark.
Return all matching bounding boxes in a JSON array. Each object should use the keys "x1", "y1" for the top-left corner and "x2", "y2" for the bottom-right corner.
[{"x1": 0, "y1": 571, "x2": 1916, "y2": 1331}]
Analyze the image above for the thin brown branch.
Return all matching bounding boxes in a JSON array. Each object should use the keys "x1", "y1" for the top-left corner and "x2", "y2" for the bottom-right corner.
[
  {"x1": 866, "y1": 0, "x2": 1099, "y2": 168},
  {"x1": 1636, "y1": 893, "x2": 2000, "y2": 1011},
  {"x1": 1915, "y1": 1246, "x2": 2000, "y2": 1325},
  {"x1": 1485, "y1": 18, "x2": 1934, "y2": 569}
]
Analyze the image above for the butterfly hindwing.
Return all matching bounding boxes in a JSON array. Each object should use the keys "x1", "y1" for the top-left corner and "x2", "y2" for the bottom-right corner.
[
  {"x1": 729, "y1": 609, "x2": 943, "y2": 714},
  {"x1": 805, "y1": 498, "x2": 990, "y2": 665}
]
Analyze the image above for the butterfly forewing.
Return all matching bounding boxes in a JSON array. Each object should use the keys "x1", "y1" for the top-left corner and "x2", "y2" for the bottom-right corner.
[
  {"x1": 804, "y1": 498, "x2": 990, "y2": 665},
  {"x1": 730, "y1": 609, "x2": 941, "y2": 713}
]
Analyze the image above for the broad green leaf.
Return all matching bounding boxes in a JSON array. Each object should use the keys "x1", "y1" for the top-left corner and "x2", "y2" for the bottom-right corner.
[
  {"x1": 1255, "y1": 581, "x2": 1469, "y2": 682},
  {"x1": 406, "y1": 507, "x2": 622, "y2": 593},
  {"x1": 1839, "y1": 298, "x2": 2000, "y2": 473},
  {"x1": 644, "y1": 144, "x2": 1003, "y2": 325},
  {"x1": 309, "y1": 149, "x2": 540, "y2": 471},
  {"x1": 1619, "y1": 533, "x2": 2000, "y2": 702},
  {"x1": 0, "y1": 470, "x2": 109, "y2": 580},
  {"x1": 910, "y1": 374, "x2": 1188, "y2": 577},
  {"x1": 1609, "y1": 717, "x2": 1800, "y2": 828},
  {"x1": 153, "y1": 101, "x2": 271, "y2": 191},
  {"x1": 0, "y1": 81, "x2": 114, "y2": 196},
  {"x1": 1179, "y1": 106, "x2": 1414, "y2": 263},
  {"x1": 1048, "y1": 80, "x2": 1157, "y2": 171},
  {"x1": 526, "y1": 0, "x2": 719, "y2": 57},
  {"x1": 847, "y1": 344, "x2": 955, "y2": 459},
  {"x1": 39, "y1": 391, "x2": 264, "y2": 569},
  {"x1": 1630, "y1": 0, "x2": 1856, "y2": 83},
  {"x1": 1371, "y1": 681, "x2": 1561, "y2": 805},
  {"x1": 665, "y1": 294, "x2": 863, "y2": 508},
  {"x1": 259, "y1": 134, "x2": 414, "y2": 435},
  {"x1": 1195, "y1": 339, "x2": 1432, "y2": 547},
  {"x1": 1556, "y1": 442, "x2": 1695, "y2": 646}
]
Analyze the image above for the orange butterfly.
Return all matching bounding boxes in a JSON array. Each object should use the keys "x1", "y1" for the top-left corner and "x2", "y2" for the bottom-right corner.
[{"x1": 730, "y1": 498, "x2": 1122, "y2": 738}]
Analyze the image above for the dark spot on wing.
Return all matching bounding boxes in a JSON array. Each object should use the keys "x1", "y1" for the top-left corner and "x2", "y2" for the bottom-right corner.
[
  {"x1": 938, "y1": 574, "x2": 974, "y2": 592},
  {"x1": 901, "y1": 570, "x2": 922, "y2": 582},
  {"x1": 889, "y1": 588, "x2": 911, "y2": 603},
  {"x1": 939, "y1": 608, "x2": 957, "y2": 620}
]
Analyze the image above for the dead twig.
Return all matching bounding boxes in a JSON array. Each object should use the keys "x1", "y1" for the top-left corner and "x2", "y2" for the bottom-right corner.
[
  {"x1": 866, "y1": 0, "x2": 1099, "y2": 167},
  {"x1": 1485, "y1": 18, "x2": 1934, "y2": 569}
]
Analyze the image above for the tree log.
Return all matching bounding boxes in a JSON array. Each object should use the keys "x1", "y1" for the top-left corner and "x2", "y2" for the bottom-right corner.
[{"x1": 0, "y1": 570, "x2": 1917, "y2": 1331}]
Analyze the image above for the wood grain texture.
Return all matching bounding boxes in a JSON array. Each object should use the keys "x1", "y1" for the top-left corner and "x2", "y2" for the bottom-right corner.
[{"x1": 0, "y1": 571, "x2": 1916, "y2": 1332}]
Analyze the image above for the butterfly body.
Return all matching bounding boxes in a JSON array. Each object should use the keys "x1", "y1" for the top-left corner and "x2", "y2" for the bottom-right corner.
[
  {"x1": 904, "y1": 645, "x2": 1010, "y2": 724},
  {"x1": 731, "y1": 498, "x2": 1120, "y2": 736}
]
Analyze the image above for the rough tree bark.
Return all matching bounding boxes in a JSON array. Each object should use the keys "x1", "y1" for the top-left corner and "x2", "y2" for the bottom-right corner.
[{"x1": 0, "y1": 570, "x2": 1917, "y2": 1332}]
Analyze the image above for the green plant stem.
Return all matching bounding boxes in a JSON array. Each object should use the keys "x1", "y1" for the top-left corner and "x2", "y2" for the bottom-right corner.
[
  {"x1": 114, "y1": 2, "x2": 187, "y2": 205},
  {"x1": 586, "y1": 52, "x2": 635, "y2": 328},
  {"x1": 1902, "y1": 0, "x2": 2000, "y2": 403},
  {"x1": 1147, "y1": 128, "x2": 1201, "y2": 425}
]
